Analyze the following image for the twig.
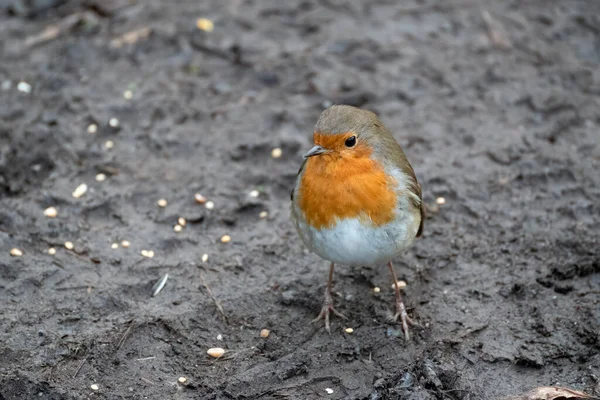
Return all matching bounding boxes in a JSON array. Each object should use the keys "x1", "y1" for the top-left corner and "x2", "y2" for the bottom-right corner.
[
  {"x1": 73, "y1": 356, "x2": 88, "y2": 378},
  {"x1": 140, "y1": 377, "x2": 156, "y2": 386},
  {"x1": 199, "y1": 273, "x2": 228, "y2": 323},
  {"x1": 481, "y1": 10, "x2": 512, "y2": 50},
  {"x1": 117, "y1": 321, "x2": 135, "y2": 350}
]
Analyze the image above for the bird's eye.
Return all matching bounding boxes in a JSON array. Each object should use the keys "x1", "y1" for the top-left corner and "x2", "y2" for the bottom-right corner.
[{"x1": 345, "y1": 135, "x2": 357, "y2": 148}]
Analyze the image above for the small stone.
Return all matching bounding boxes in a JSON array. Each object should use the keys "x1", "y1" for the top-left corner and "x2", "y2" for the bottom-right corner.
[
  {"x1": 174, "y1": 224, "x2": 182, "y2": 232},
  {"x1": 344, "y1": 327, "x2": 354, "y2": 334},
  {"x1": 249, "y1": 190, "x2": 259, "y2": 198},
  {"x1": 220, "y1": 235, "x2": 231, "y2": 243},
  {"x1": 260, "y1": 329, "x2": 270, "y2": 338},
  {"x1": 205, "y1": 201, "x2": 214, "y2": 210},
  {"x1": 201, "y1": 253, "x2": 209, "y2": 262},
  {"x1": 87, "y1": 124, "x2": 98, "y2": 134},
  {"x1": 48, "y1": 247, "x2": 56, "y2": 255},
  {"x1": 178, "y1": 217, "x2": 186, "y2": 226},
  {"x1": 44, "y1": 206, "x2": 58, "y2": 218},
  {"x1": 436, "y1": 197, "x2": 446, "y2": 205},
  {"x1": 72, "y1": 183, "x2": 88, "y2": 198},
  {"x1": 90, "y1": 384, "x2": 99, "y2": 391},
  {"x1": 157, "y1": 199, "x2": 168, "y2": 207},
  {"x1": 109, "y1": 118, "x2": 119, "y2": 128},
  {"x1": 178, "y1": 377, "x2": 187, "y2": 384},
  {"x1": 95, "y1": 173, "x2": 106, "y2": 182},
  {"x1": 123, "y1": 90, "x2": 133, "y2": 100},
  {"x1": 17, "y1": 81, "x2": 32, "y2": 94},
  {"x1": 64, "y1": 241, "x2": 74, "y2": 250},
  {"x1": 259, "y1": 211, "x2": 268, "y2": 219},
  {"x1": 207, "y1": 347, "x2": 225, "y2": 358},
  {"x1": 104, "y1": 140, "x2": 114, "y2": 149},
  {"x1": 121, "y1": 240, "x2": 130, "y2": 248},
  {"x1": 194, "y1": 193, "x2": 207, "y2": 204},
  {"x1": 10, "y1": 248, "x2": 23, "y2": 257},
  {"x1": 111, "y1": 243, "x2": 119, "y2": 249},
  {"x1": 196, "y1": 18, "x2": 214, "y2": 32},
  {"x1": 271, "y1": 148, "x2": 282, "y2": 158},
  {"x1": 325, "y1": 388, "x2": 334, "y2": 395},
  {"x1": 373, "y1": 287, "x2": 381, "y2": 293},
  {"x1": 392, "y1": 280, "x2": 407, "y2": 289}
]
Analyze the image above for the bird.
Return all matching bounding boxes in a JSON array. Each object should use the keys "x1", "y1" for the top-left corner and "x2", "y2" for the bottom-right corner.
[{"x1": 290, "y1": 104, "x2": 425, "y2": 340}]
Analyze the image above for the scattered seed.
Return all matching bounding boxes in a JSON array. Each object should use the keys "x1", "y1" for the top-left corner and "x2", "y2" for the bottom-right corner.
[
  {"x1": 104, "y1": 140, "x2": 114, "y2": 149},
  {"x1": 157, "y1": 199, "x2": 168, "y2": 207},
  {"x1": 178, "y1": 217, "x2": 186, "y2": 226},
  {"x1": 344, "y1": 327, "x2": 354, "y2": 334},
  {"x1": 123, "y1": 90, "x2": 133, "y2": 100},
  {"x1": 205, "y1": 201, "x2": 214, "y2": 210},
  {"x1": 95, "y1": 173, "x2": 106, "y2": 182},
  {"x1": 10, "y1": 248, "x2": 23, "y2": 257},
  {"x1": 141, "y1": 250, "x2": 155, "y2": 258},
  {"x1": 194, "y1": 193, "x2": 207, "y2": 204},
  {"x1": 435, "y1": 197, "x2": 446, "y2": 205},
  {"x1": 152, "y1": 273, "x2": 168, "y2": 297},
  {"x1": 271, "y1": 148, "x2": 282, "y2": 158},
  {"x1": 109, "y1": 118, "x2": 120, "y2": 128},
  {"x1": 373, "y1": 287, "x2": 381, "y2": 293},
  {"x1": 392, "y1": 280, "x2": 407, "y2": 289},
  {"x1": 17, "y1": 81, "x2": 32, "y2": 94},
  {"x1": 260, "y1": 329, "x2": 270, "y2": 338},
  {"x1": 44, "y1": 206, "x2": 58, "y2": 218},
  {"x1": 72, "y1": 183, "x2": 88, "y2": 198},
  {"x1": 220, "y1": 235, "x2": 231, "y2": 243},
  {"x1": 121, "y1": 240, "x2": 130, "y2": 248},
  {"x1": 207, "y1": 347, "x2": 225, "y2": 358},
  {"x1": 111, "y1": 243, "x2": 119, "y2": 249},
  {"x1": 201, "y1": 253, "x2": 209, "y2": 262},
  {"x1": 87, "y1": 123, "x2": 98, "y2": 134},
  {"x1": 48, "y1": 247, "x2": 56, "y2": 255},
  {"x1": 90, "y1": 384, "x2": 99, "y2": 391},
  {"x1": 64, "y1": 241, "x2": 74, "y2": 250},
  {"x1": 174, "y1": 224, "x2": 183, "y2": 232},
  {"x1": 216, "y1": 334, "x2": 223, "y2": 341},
  {"x1": 178, "y1": 377, "x2": 187, "y2": 384},
  {"x1": 249, "y1": 190, "x2": 259, "y2": 198},
  {"x1": 259, "y1": 211, "x2": 268, "y2": 219},
  {"x1": 196, "y1": 18, "x2": 214, "y2": 32},
  {"x1": 325, "y1": 388, "x2": 334, "y2": 395}
]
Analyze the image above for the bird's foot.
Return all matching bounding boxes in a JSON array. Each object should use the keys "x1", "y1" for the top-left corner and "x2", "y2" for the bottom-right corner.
[
  {"x1": 389, "y1": 299, "x2": 420, "y2": 341},
  {"x1": 311, "y1": 291, "x2": 347, "y2": 333}
]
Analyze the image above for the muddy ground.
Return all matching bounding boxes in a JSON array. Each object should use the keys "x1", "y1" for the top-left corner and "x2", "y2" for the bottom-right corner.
[{"x1": 0, "y1": 0, "x2": 599, "y2": 399}]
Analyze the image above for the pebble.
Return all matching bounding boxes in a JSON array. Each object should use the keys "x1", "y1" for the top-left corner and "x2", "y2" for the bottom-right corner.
[
  {"x1": 196, "y1": 18, "x2": 214, "y2": 32},
  {"x1": 48, "y1": 247, "x2": 56, "y2": 255},
  {"x1": 17, "y1": 81, "x2": 32, "y2": 94},
  {"x1": 174, "y1": 225, "x2": 182, "y2": 232},
  {"x1": 64, "y1": 241, "x2": 74, "y2": 250},
  {"x1": 220, "y1": 235, "x2": 231, "y2": 243},
  {"x1": 121, "y1": 240, "x2": 130, "y2": 248},
  {"x1": 436, "y1": 197, "x2": 446, "y2": 205},
  {"x1": 104, "y1": 140, "x2": 114, "y2": 149},
  {"x1": 344, "y1": 327, "x2": 354, "y2": 334},
  {"x1": 123, "y1": 90, "x2": 133, "y2": 100},
  {"x1": 90, "y1": 384, "x2": 99, "y2": 391},
  {"x1": 249, "y1": 190, "x2": 259, "y2": 198},
  {"x1": 178, "y1": 217, "x2": 186, "y2": 226},
  {"x1": 194, "y1": 193, "x2": 207, "y2": 204},
  {"x1": 157, "y1": 199, "x2": 168, "y2": 207},
  {"x1": 178, "y1": 377, "x2": 187, "y2": 384},
  {"x1": 95, "y1": 173, "x2": 106, "y2": 182},
  {"x1": 271, "y1": 148, "x2": 282, "y2": 158},
  {"x1": 207, "y1": 347, "x2": 225, "y2": 358},
  {"x1": 201, "y1": 253, "x2": 209, "y2": 262},
  {"x1": 109, "y1": 118, "x2": 120, "y2": 128},
  {"x1": 72, "y1": 183, "x2": 88, "y2": 198},
  {"x1": 392, "y1": 280, "x2": 407, "y2": 289},
  {"x1": 87, "y1": 124, "x2": 98, "y2": 134},
  {"x1": 260, "y1": 329, "x2": 270, "y2": 338},
  {"x1": 10, "y1": 248, "x2": 23, "y2": 257},
  {"x1": 111, "y1": 243, "x2": 119, "y2": 249},
  {"x1": 205, "y1": 201, "x2": 214, "y2": 210},
  {"x1": 44, "y1": 206, "x2": 58, "y2": 218},
  {"x1": 259, "y1": 211, "x2": 268, "y2": 219}
]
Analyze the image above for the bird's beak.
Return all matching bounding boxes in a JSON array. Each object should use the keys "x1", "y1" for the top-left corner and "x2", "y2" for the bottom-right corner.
[{"x1": 303, "y1": 145, "x2": 328, "y2": 158}]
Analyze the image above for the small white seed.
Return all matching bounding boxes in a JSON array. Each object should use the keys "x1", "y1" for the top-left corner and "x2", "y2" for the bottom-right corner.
[
  {"x1": 87, "y1": 124, "x2": 98, "y2": 134},
  {"x1": 141, "y1": 250, "x2": 154, "y2": 258},
  {"x1": 104, "y1": 140, "x2": 114, "y2": 149},
  {"x1": 44, "y1": 206, "x2": 58, "y2": 218},
  {"x1": 178, "y1": 377, "x2": 187, "y2": 384},
  {"x1": 174, "y1": 224, "x2": 182, "y2": 232},
  {"x1": 72, "y1": 183, "x2": 88, "y2": 198},
  {"x1": 436, "y1": 197, "x2": 446, "y2": 205},
  {"x1": 216, "y1": 334, "x2": 223, "y2": 341},
  {"x1": 17, "y1": 81, "x2": 32, "y2": 94},
  {"x1": 373, "y1": 287, "x2": 381, "y2": 293},
  {"x1": 205, "y1": 201, "x2": 214, "y2": 210},
  {"x1": 178, "y1": 217, "x2": 186, "y2": 226},
  {"x1": 111, "y1": 243, "x2": 119, "y2": 249},
  {"x1": 260, "y1": 329, "x2": 270, "y2": 338},
  {"x1": 344, "y1": 327, "x2": 354, "y2": 334},
  {"x1": 48, "y1": 247, "x2": 56, "y2": 255},
  {"x1": 196, "y1": 18, "x2": 214, "y2": 32},
  {"x1": 90, "y1": 384, "x2": 99, "y2": 391},
  {"x1": 201, "y1": 253, "x2": 208, "y2": 263},
  {"x1": 10, "y1": 248, "x2": 23, "y2": 257},
  {"x1": 325, "y1": 388, "x2": 334, "y2": 395},
  {"x1": 249, "y1": 190, "x2": 259, "y2": 198},
  {"x1": 259, "y1": 211, "x2": 268, "y2": 219},
  {"x1": 157, "y1": 199, "x2": 168, "y2": 207},
  {"x1": 109, "y1": 117, "x2": 119, "y2": 128},
  {"x1": 64, "y1": 241, "x2": 74, "y2": 250},
  {"x1": 121, "y1": 240, "x2": 130, "y2": 248},
  {"x1": 194, "y1": 193, "x2": 207, "y2": 204},
  {"x1": 271, "y1": 148, "x2": 282, "y2": 158},
  {"x1": 392, "y1": 280, "x2": 407, "y2": 289},
  {"x1": 95, "y1": 173, "x2": 106, "y2": 182},
  {"x1": 220, "y1": 235, "x2": 231, "y2": 243},
  {"x1": 123, "y1": 90, "x2": 133, "y2": 100},
  {"x1": 207, "y1": 347, "x2": 225, "y2": 358}
]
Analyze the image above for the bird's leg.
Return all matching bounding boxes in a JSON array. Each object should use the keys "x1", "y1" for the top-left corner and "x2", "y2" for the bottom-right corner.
[
  {"x1": 388, "y1": 261, "x2": 418, "y2": 340},
  {"x1": 312, "y1": 262, "x2": 347, "y2": 332}
]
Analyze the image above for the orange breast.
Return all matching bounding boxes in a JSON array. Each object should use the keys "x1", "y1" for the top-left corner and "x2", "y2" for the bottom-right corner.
[{"x1": 298, "y1": 147, "x2": 397, "y2": 229}]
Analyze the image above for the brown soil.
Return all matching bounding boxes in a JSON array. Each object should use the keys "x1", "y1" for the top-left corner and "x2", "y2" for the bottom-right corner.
[{"x1": 1, "y1": 1, "x2": 599, "y2": 399}]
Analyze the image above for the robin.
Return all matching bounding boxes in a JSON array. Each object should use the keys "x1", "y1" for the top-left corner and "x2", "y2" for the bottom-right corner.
[{"x1": 290, "y1": 105, "x2": 425, "y2": 340}]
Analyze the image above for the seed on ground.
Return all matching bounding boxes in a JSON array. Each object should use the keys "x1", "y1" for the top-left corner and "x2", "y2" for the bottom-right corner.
[
  {"x1": 95, "y1": 173, "x2": 106, "y2": 182},
  {"x1": 220, "y1": 235, "x2": 231, "y2": 243},
  {"x1": 109, "y1": 118, "x2": 119, "y2": 128},
  {"x1": 344, "y1": 327, "x2": 354, "y2": 334},
  {"x1": 157, "y1": 199, "x2": 168, "y2": 207},
  {"x1": 141, "y1": 250, "x2": 154, "y2": 258},
  {"x1": 44, "y1": 206, "x2": 58, "y2": 218},
  {"x1": 48, "y1": 247, "x2": 56, "y2": 255},
  {"x1": 201, "y1": 253, "x2": 208, "y2": 262},
  {"x1": 87, "y1": 124, "x2": 98, "y2": 134},
  {"x1": 259, "y1": 211, "x2": 268, "y2": 219},
  {"x1": 373, "y1": 287, "x2": 381, "y2": 293},
  {"x1": 216, "y1": 334, "x2": 223, "y2": 341},
  {"x1": 65, "y1": 241, "x2": 74, "y2": 250},
  {"x1": 90, "y1": 384, "x2": 99, "y2": 391},
  {"x1": 178, "y1": 377, "x2": 187, "y2": 384},
  {"x1": 260, "y1": 329, "x2": 270, "y2": 338},
  {"x1": 205, "y1": 201, "x2": 214, "y2": 210},
  {"x1": 178, "y1": 217, "x2": 186, "y2": 226},
  {"x1": 196, "y1": 18, "x2": 214, "y2": 32},
  {"x1": 123, "y1": 90, "x2": 133, "y2": 100},
  {"x1": 10, "y1": 248, "x2": 23, "y2": 257},
  {"x1": 435, "y1": 197, "x2": 446, "y2": 205},
  {"x1": 392, "y1": 280, "x2": 407, "y2": 289},
  {"x1": 194, "y1": 193, "x2": 207, "y2": 204},
  {"x1": 121, "y1": 240, "x2": 130, "y2": 248},
  {"x1": 111, "y1": 243, "x2": 119, "y2": 249},
  {"x1": 72, "y1": 183, "x2": 88, "y2": 198},
  {"x1": 207, "y1": 347, "x2": 225, "y2": 358},
  {"x1": 271, "y1": 148, "x2": 282, "y2": 158},
  {"x1": 17, "y1": 81, "x2": 32, "y2": 93},
  {"x1": 174, "y1": 224, "x2": 182, "y2": 232},
  {"x1": 249, "y1": 190, "x2": 259, "y2": 198},
  {"x1": 104, "y1": 140, "x2": 114, "y2": 149},
  {"x1": 325, "y1": 388, "x2": 334, "y2": 395}
]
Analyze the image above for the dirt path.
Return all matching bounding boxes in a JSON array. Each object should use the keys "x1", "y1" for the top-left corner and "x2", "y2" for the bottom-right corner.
[{"x1": 1, "y1": 1, "x2": 599, "y2": 399}]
